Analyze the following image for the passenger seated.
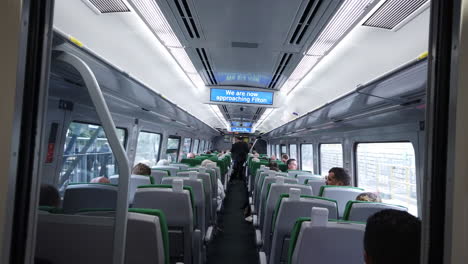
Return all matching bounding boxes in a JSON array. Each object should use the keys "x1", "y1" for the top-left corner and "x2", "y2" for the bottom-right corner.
[
  {"x1": 206, "y1": 151, "x2": 212, "y2": 154},
  {"x1": 325, "y1": 167, "x2": 351, "y2": 186},
  {"x1": 132, "y1": 163, "x2": 151, "y2": 176},
  {"x1": 287, "y1": 158, "x2": 297, "y2": 170},
  {"x1": 90, "y1": 176, "x2": 110, "y2": 184},
  {"x1": 270, "y1": 155, "x2": 277, "y2": 161},
  {"x1": 356, "y1": 192, "x2": 382, "y2": 203},
  {"x1": 187, "y1": 153, "x2": 196, "y2": 158},
  {"x1": 39, "y1": 184, "x2": 60, "y2": 208},
  {"x1": 268, "y1": 162, "x2": 279, "y2": 172},
  {"x1": 364, "y1": 209, "x2": 421, "y2": 264},
  {"x1": 156, "y1": 159, "x2": 170, "y2": 166},
  {"x1": 281, "y1": 154, "x2": 289, "y2": 163}
]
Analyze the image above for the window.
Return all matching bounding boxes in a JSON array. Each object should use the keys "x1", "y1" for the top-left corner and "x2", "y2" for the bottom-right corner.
[
  {"x1": 267, "y1": 144, "x2": 271, "y2": 156},
  {"x1": 301, "y1": 144, "x2": 314, "y2": 173},
  {"x1": 281, "y1": 145, "x2": 287, "y2": 155},
  {"x1": 192, "y1": 139, "x2": 199, "y2": 154},
  {"x1": 320, "y1": 144, "x2": 343, "y2": 175},
  {"x1": 166, "y1": 136, "x2": 181, "y2": 163},
  {"x1": 276, "y1": 145, "x2": 280, "y2": 158},
  {"x1": 289, "y1": 144, "x2": 297, "y2": 159},
  {"x1": 182, "y1": 138, "x2": 192, "y2": 158},
  {"x1": 134, "y1": 131, "x2": 162, "y2": 167},
  {"x1": 60, "y1": 122, "x2": 126, "y2": 186},
  {"x1": 356, "y1": 142, "x2": 418, "y2": 215},
  {"x1": 200, "y1": 140, "x2": 205, "y2": 153}
]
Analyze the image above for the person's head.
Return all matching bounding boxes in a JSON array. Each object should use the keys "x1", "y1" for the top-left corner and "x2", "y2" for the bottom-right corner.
[
  {"x1": 268, "y1": 162, "x2": 279, "y2": 171},
  {"x1": 235, "y1": 137, "x2": 242, "y2": 143},
  {"x1": 39, "y1": 184, "x2": 60, "y2": 208},
  {"x1": 187, "y1": 153, "x2": 196, "y2": 159},
  {"x1": 287, "y1": 159, "x2": 297, "y2": 170},
  {"x1": 326, "y1": 167, "x2": 351, "y2": 186},
  {"x1": 364, "y1": 210, "x2": 421, "y2": 264},
  {"x1": 356, "y1": 192, "x2": 382, "y2": 203},
  {"x1": 201, "y1": 159, "x2": 216, "y2": 167},
  {"x1": 156, "y1": 159, "x2": 170, "y2": 166},
  {"x1": 281, "y1": 154, "x2": 289, "y2": 162},
  {"x1": 90, "y1": 176, "x2": 110, "y2": 184},
  {"x1": 206, "y1": 151, "x2": 212, "y2": 154},
  {"x1": 132, "y1": 163, "x2": 151, "y2": 176},
  {"x1": 270, "y1": 155, "x2": 277, "y2": 161}
]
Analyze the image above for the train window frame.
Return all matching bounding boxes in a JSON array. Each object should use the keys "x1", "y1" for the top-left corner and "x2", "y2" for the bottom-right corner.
[
  {"x1": 60, "y1": 121, "x2": 128, "y2": 186},
  {"x1": 200, "y1": 139, "x2": 206, "y2": 153},
  {"x1": 192, "y1": 139, "x2": 200, "y2": 154},
  {"x1": 319, "y1": 143, "x2": 344, "y2": 175},
  {"x1": 276, "y1": 145, "x2": 280, "y2": 158},
  {"x1": 134, "y1": 130, "x2": 163, "y2": 166},
  {"x1": 280, "y1": 144, "x2": 287, "y2": 156},
  {"x1": 166, "y1": 135, "x2": 181, "y2": 163},
  {"x1": 182, "y1": 137, "x2": 192, "y2": 157},
  {"x1": 354, "y1": 141, "x2": 418, "y2": 216},
  {"x1": 300, "y1": 143, "x2": 314, "y2": 173},
  {"x1": 289, "y1": 144, "x2": 298, "y2": 160}
]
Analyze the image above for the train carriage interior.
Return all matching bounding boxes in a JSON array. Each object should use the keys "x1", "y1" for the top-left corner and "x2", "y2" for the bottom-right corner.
[{"x1": 2, "y1": 0, "x2": 468, "y2": 263}]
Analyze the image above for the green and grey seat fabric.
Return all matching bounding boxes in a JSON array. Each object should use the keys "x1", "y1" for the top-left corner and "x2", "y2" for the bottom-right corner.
[
  {"x1": 171, "y1": 163, "x2": 190, "y2": 170},
  {"x1": 343, "y1": 200, "x2": 408, "y2": 222},
  {"x1": 152, "y1": 165, "x2": 180, "y2": 177},
  {"x1": 178, "y1": 170, "x2": 216, "y2": 225},
  {"x1": 265, "y1": 190, "x2": 339, "y2": 264},
  {"x1": 36, "y1": 209, "x2": 170, "y2": 264},
  {"x1": 253, "y1": 171, "x2": 279, "y2": 212},
  {"x1": 151, "y1": 168, "x2": 170, "y2": 183},
  {"x1": 319, "y1": 186, "x2": 365, "y2": 218},
  {"x1": 256, "y1": 177, "x2": 298, "y2": 221},
  {"x1": 187, "y1": 167, "x2": 218, "y2": 207},
  {"x1": 250, "y1": 165, "x2": 268, "y2": 192},
  {"x1": 287, "y1": 170, "x2": 312, "y2": 178},
  {"x1": 62, "y1": 183, "x2": 118, "y2": 213},
  {"x1": 109, "y1": 174, "x2": 152, "y2": 204},
  {"x1": 258, "y1": 185, "x2": 312, "y2": 253},
  {"x1": 296, "y1": 174, "x2": 321, "y2": 185},
  {"x1": 287, "y1": 208, "x2": 365, "y2": 264},
  {"x1": 133, "y1": 180, "x2": 202, "y2": 264},
  {"x1": 305, "y1": 178, "x2": 326, "y2": 195}
]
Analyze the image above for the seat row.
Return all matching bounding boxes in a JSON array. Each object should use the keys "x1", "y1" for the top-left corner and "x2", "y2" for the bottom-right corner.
[
  {"x1": 37, "y1": 160, "x2": 229, "y2": 264},
  {"x1": 248, "y1": 165, "x2": 407, "y2": 264}
]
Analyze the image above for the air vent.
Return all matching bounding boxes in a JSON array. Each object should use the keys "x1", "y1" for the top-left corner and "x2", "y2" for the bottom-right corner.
[
  {"x1": 252, "y1": 108, "x2": 264, "y2": 121},
  {"x1": 231, "y1": 42, "x2": 259, "y2": 48},
  {"x1": 174, "y1": 0, "x2": 200, "y2": 38},
  {"x1": 221, "y1": 105, "x2": 231, "y2": 120},
  {"x1": 363, "y1": 0, "x2": 428, "y2": 30},
  {"x1": 289, "y1": 0, "x2": 322, "y2": 44},
  {"x1": 84, "y1": 0, "x2": 130, "y2": 13},
  {"x1": 196, "y1": 48, "x2": 217, "y2": 85},
  {"x1": 268, "y1": 53, "x2": 293, "y2": 88}
]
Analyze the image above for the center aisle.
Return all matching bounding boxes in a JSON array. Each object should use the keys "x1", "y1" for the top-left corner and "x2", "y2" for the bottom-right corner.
[{"x1": 207, "y1": 180, "x2": 259, "y2": 264}]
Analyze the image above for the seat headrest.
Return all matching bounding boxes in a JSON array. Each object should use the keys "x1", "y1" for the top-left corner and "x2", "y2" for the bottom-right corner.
[
  {"x1": 260, "y1": 165, "x2": 266, "y2": 169},
  {"x1": 311, "y1": 207, "x2": 329, "y2": 227},
  {"x1": 172, "y1": 179, "x2": 184, "y2": 192},
  {"x1": 199, "y1": 167, "x2": 206, "y2": 173},
  {"x1": 268, "y1": 171, "x2": 276, "y2": 177},
  {"x1": 276, "y1": 176, "x2": 285, "y2": 184},
  {"x1": 189, "y1": 171, "x2": 198, "y2": 180},
  {"x1": 289, "y1": 188, "x2": 301, "y2": 200}
]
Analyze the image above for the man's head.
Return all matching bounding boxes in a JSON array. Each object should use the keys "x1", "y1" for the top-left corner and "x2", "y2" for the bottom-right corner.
[
  {"x1": 326, "y1": 167, "x2": 351, "y2": 186},
  {"x1": 268, "y1": 162, "x2": 279, "y2": 171},
  {"x1": 287, "y1": 159, "x2": 297, "y2": 170},
  {"x1": 356, "y1": 192, "x2": 382, "y2": 203},
  {"x1": 90, "y1": 176, "x2": 110, "y2": 184},
  {"x1": 364, "y1": 209, "x2": 421, "y2": 264},
  {"x1": 39, "y1": 184, "x2": 60, "y2": 208},
  {"x1": 281, "y1": 154, "x2": 289, "y2": 162},
  {"x1": 132, "y1": 163, "x2": 151, "y2": 176},
  {"x1": 187, "y1": 153, "x2": 196, "y2": 159}
]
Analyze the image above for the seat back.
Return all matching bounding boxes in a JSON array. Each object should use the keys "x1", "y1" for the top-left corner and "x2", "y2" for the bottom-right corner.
[
  {"x1": 320, "y1": 186, "x2": 364, "y2": 217},
  {"x1": 289, "y1": 212, "x2": 365, "y2": 264},
  {"x1": 269, "y1": 194, "x2": 338, "y2": 264},
  {"x1": 171, "y1": 163, "x2": 190, "y2": 170},
  {"x1": 296, "y1": 175, "x2": 321, "y2": 185},
  {"x1": 287, "y1": 170, "x2": 312, "y2": 178},
  {"x1": 109, "y1": 175, "x2": 152, "y2": 204},
  {"x1": 343, "y1": 200, "x2": 408, "y2": 222},
  {"x1": 305, "y1": 178, "x2": 326, "y2": 195},
  {"x1": 62, "y1": 183, "x2": 118, "y2": 213},
  {"x1": 151, "y1": 169, "x2": 170, "y2": 184},
  {"x1": 262, "y1": 185, "x2": 312, "y2": 254},
  {"x1": 178, "y1": 171, "x2": 214, "y2": 224},
  {"x1": 133, "y1": 183, "x2": 194, "y2": 264},
  {"x1": 258, "y1": 177, "x2": 298, "y2": 218},
  {"x1": 153, "y1": 165, "x2": 180, "y2": 177},
  {"x1": 36, "y1": 210, "x2": 169, "y2": 264},
  {"x1": 162, "y1": 176, "x2": 207, "y2": 235}
]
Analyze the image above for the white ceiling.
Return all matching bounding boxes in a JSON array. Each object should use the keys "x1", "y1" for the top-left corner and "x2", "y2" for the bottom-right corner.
[{"x1": 53, "y1": 0, "x2": 430, "y2": 133}]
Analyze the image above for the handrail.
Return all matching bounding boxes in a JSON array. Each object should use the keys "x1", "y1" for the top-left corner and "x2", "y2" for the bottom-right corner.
[{"x1": 57, "y1": 52, "x2": 130, "y2": 264}]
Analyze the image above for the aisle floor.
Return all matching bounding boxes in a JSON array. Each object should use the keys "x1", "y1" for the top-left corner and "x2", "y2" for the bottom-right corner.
[{"x1": 206, "y1": 180, "x2": 259, "y2": 264}]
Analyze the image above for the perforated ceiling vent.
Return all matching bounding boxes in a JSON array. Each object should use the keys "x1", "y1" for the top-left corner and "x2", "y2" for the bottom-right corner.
[
  {"x1": 289, "y1": 0, "x2": 323, "y2": 44},
  {"x1": 196, "y1": 48, "x2": 217, "y2": 85},
  {"x1": 363, "y1": 0, "x2": 428, "y2": 30},
  {"x1": 268, "y1": 53, "x2": 293, "y2": 89},
  {"x1": 84, "y1": 0, "x2": 130, "y2": 13},
  {"x1": 174, "y1": 0, "x2": 200, "y2": 38}
]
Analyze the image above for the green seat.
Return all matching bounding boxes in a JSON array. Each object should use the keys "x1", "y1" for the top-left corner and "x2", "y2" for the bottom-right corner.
[
  {"x1": 180, "y1": 158, "x2": 202, "y2": 167},
  {"x1": 343, "y1": 200, "x2": 408, "y2": 222}
]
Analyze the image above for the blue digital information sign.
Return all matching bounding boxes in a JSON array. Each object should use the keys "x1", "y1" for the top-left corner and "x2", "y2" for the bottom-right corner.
[
  {"x1": 231, "y1": 127, "x2": 253, "y2": 133},
  {"x1": 230, "y1": 121, "x2": 253, "y2": 127},
  {"x1": 210, "y1": 88, "x2": 274, "y2": 105},
  {"x1": 242, "y1": 122, "x2": 252, "y2": 127}
]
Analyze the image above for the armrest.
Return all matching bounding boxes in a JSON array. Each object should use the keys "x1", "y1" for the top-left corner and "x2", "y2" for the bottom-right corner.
[
  {"x1": 250, "y1": 204, "x2": 255, "y2": 214},
  {"x1": 192, "y1": 229, "x2": 202, "y2": 264},
  {"x1": 205, "y1": 226, "x2": 214, "y2": 244},
  {"x1": 258, "y1": 251, "x2": 267, "y2": 264},
  {"x1": 255, "y1": 229, "x2": 263, "y2": 247},
  {"x1": 253, "y1": 215, "x2": 259, "y2": 227}
]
